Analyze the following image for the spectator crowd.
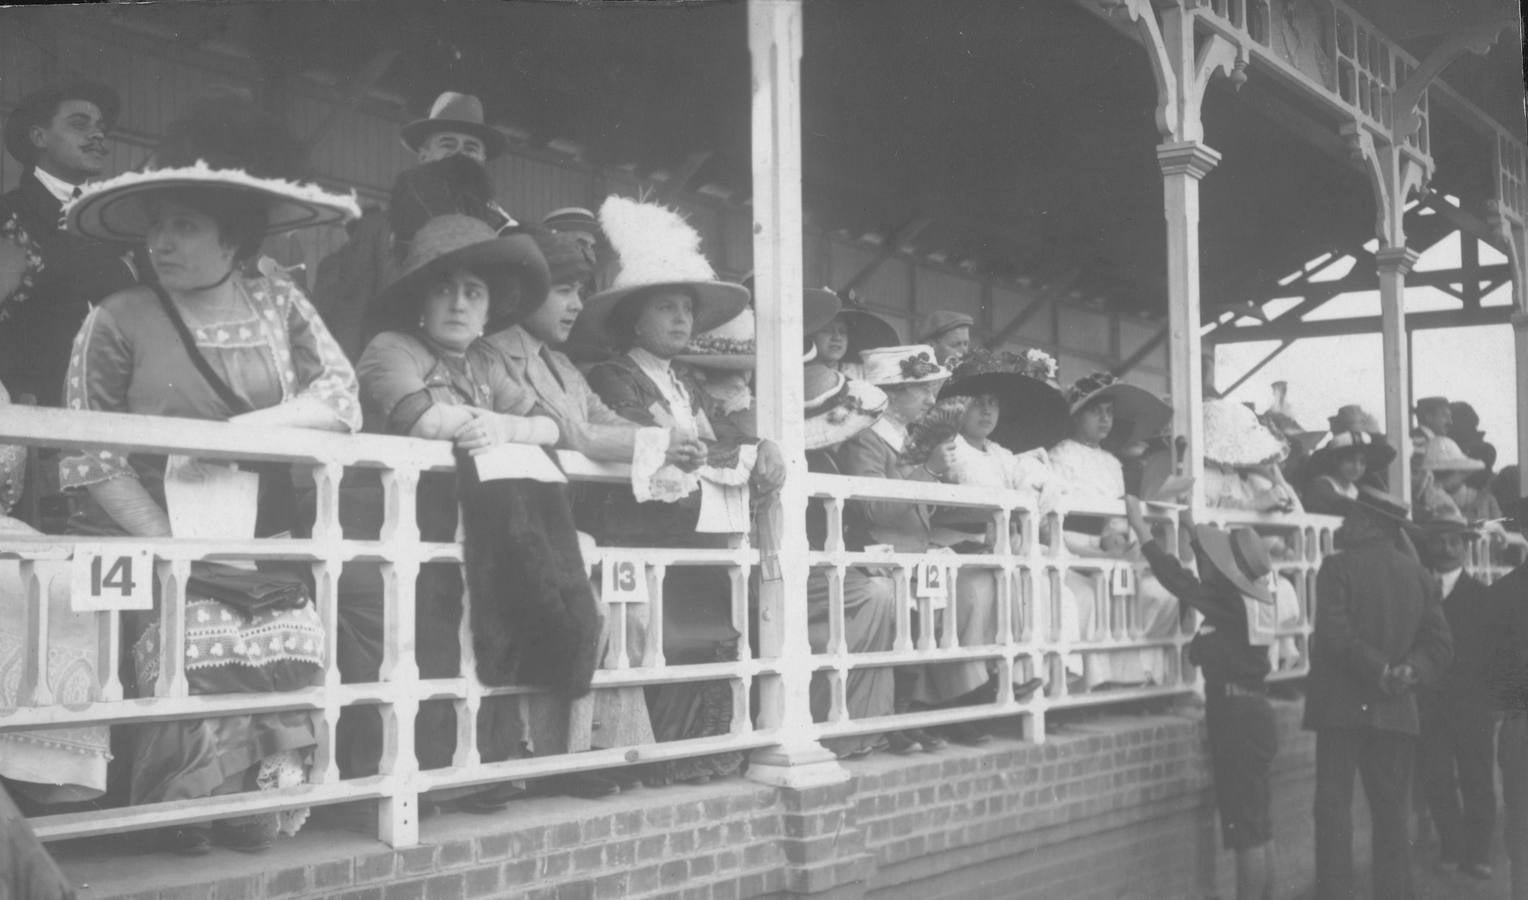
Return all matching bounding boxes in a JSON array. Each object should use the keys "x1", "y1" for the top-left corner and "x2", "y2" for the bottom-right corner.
[{"x1": 0, "y1": 82, "x2": 1524, "y2": 900}]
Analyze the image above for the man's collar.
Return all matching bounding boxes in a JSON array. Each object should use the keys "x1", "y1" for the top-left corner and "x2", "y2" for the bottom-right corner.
[
  {"x1": 31, "y1": 167, "x2": 82, "y2": 205},
  {"x1": 1438, "y1": 567, "x2": 1464, "y2": 597}
]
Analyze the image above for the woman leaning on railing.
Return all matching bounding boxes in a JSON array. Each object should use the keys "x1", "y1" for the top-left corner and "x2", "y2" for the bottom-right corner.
[{"x1": 53, "y1": 97, "x2": 361, "y2": 854}]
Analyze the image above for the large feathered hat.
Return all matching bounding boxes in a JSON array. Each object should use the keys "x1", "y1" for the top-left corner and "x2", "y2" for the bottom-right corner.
[
  {"x1": 1064, "y1": 371, "x2": 1172, "y2": 449},
  {"x1": 574, "y1": 196, "x2": 749, "y2": 342},
  {"x1": 64, "y1": 96, "x2": 358, "y2": 243}
]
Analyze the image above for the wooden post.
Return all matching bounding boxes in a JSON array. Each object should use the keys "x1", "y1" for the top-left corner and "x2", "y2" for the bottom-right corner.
[
  {"x1": 1376, "y1": 246, "x2": 1419, "y2": 500},
  {"x1": 1157, "y1": 141, "x2": 1221, "y2": 508},
  {"x1": 745, "y1": 0, "x2": 847, "y2": 789}
]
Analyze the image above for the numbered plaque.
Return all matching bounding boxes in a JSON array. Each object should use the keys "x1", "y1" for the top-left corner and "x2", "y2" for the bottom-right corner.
[
  {"x1": 913, "y1": 559, "x2": 950, "y2": 610},
  {"x1": 70, "y1": 544, "x2": 155, "y2": 612},
  {"x1": 1109, "y1": 564, "x2": 1137, "y2": 598},
  {"x1": 601, "y1": 555, "x2": 649, "y2": 605}
]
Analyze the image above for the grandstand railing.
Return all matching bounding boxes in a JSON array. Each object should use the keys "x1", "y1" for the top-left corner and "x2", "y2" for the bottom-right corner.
[{"x1": 2, "y1": 406, "x2": 1489, "y2": 851}]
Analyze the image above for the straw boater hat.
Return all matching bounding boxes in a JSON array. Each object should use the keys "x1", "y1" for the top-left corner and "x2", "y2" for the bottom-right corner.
[
  {"x1": 1201, "y1": 399, "x2": 1289, "y2": 468},
  {"x1": 916, "y1": 310, "x2": 974, "y2": 343},
  {"x1": 1419, "y1": 436, "x2": 1487, "y2": 473},
  {"x1": 400, "y1": 92, "x2": 507, "y2": 161},
  {"x1": 675, "y1": 284, "x2": 842, "y2": 370},
  {"x1": 372, "y1": 215, "x2": 549, "y2": 335},
  {"x1": 1064, "y1": 372, "x2": 1172, "y2": 449},
  {"x1": 860, "y1": 345, "x2": 950, "y2": 387},
  {"x1": 542, "y1": 207, "x2": 600, "y2": 238},
  {"x1": 803, "y1": 363, "x2": 887, "y2": 451},
  {"x1": 64, "y1": 102, "x2": 360, "y2": 244},
  {"x1": 1192, "y1": 524, "x2": 1274, "y2": 605},
  {"x1": 4, "y1": 80, "x2": 120, "y2": 166},
  {"x1": 938, "y1": 347, "x2": 1070, "y2": 454},
  {"x1": 574, "y1": 196, "x2": 749, "y2": 343}
]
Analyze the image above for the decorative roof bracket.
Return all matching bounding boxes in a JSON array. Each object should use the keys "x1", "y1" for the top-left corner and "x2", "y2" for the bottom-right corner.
[
  {"x1": 1098, "y1": 0, "x2": 1249, "y2": 143},
  {"x1": 1393, "y1": 18, "x2": 1520, "y2": 141},
  {"x1": 1342, "y1": 122, "x2": 1433, "y2": 249}
]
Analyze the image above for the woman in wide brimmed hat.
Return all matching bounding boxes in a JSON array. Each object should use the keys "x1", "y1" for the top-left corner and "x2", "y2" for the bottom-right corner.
[
  {"x1": 1416, "y1": 435, "x2": 1500, "y2": 528},
  {"x1": 581, "y1": 196, "x2": 785, "y2": 786},
  {"x1": 1049, "y1": 372, "x2": 1172, "y2": 511},
  {"x1": 906, "y1": 348, "x2": 1062, "y2": 738},
  {"x1": 60, "y1": 96, "x2": 360, "y2": 854},
  {"x1": 1200, "y1": 399, "x2": 1302, "y2": 513},
  {"x1": 354, "y1": 214, "x2": 569, "y2": 810},
  {"x1": 806, "y1": 289, "x2": 901, "y2": 380},
  {"x1": 1303, "y1": 430, "x2": 1398, "y2": 516}
]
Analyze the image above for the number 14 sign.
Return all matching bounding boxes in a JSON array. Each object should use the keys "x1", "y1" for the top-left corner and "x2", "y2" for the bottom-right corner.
[{"x1": 70, "y1": 544, "x2": 155, "y2": 612}]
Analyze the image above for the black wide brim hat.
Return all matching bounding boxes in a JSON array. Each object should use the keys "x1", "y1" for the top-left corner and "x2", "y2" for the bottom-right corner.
[
  {"x1": 939, "y1": 371, "x2": 1071, "y2": 455},
  {"x1": 373, "y1": 216, "x2": 550, "y2": 335},
  {"x1": 4, "y1": 80, "x2": 121, "y2": 166},
  {"x1": 1309, "y1": 432, "x2": 1397, "y2": 476},
  {"x1": 838, "y1": 308, "x2": 900, "y2": 357}
]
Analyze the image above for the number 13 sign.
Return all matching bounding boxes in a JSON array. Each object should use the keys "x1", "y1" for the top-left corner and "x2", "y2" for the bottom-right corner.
[
  {"x1": 70, "y1": 544, "x2": 155, "y2": 612},
  {"x1": 601, "y1": 554, "x2": 649, "y2": 605}
]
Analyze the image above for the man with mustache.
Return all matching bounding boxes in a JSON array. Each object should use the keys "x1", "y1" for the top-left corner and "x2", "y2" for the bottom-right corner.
[{"x1": 0, "y1": 80, "x2": 137, "y2": 408}]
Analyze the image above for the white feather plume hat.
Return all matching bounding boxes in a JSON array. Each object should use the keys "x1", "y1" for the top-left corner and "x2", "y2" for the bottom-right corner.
[{"x1": 574, "y1": 195, "x2": 749, "y2": 343}]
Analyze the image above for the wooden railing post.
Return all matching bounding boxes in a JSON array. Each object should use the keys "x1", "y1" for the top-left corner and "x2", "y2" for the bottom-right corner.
[{"x1": 745, "y1": 0, "x2": 847, "y2": 788}]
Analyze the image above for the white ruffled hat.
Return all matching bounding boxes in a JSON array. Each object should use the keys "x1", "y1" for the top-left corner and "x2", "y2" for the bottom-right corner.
[
  {"x1": 1202, "y1": 399, "x2": 1289, "y2": 468},
  {"x1": 64, "y1": 161, "x2": 360, "y2": 243}
]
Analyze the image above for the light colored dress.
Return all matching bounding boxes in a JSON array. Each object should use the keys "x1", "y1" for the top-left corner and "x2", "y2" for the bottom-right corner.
[{"x1": 929, "y1": 437, "x2": 1057, "y2": 701}]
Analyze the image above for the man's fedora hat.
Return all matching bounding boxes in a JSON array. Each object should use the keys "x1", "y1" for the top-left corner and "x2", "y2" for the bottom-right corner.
[{"x1": 400, "y1": 92, "x2": 507, "y2": 161}]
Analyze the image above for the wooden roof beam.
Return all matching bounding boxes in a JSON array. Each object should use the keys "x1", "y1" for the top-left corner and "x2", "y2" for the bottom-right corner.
[
  {"x1": 303, "y1": 48, "x2": 401, "y2": 150},
  {"x1": 836, "y1": 216, "x2": 932, "y2": 293},
  {"x1": 985, "y1": 270, "x2": 1079, "y2": 349},
  {"x1": 1209, "y1": 305, "x2": 1513, "y2": 343}
]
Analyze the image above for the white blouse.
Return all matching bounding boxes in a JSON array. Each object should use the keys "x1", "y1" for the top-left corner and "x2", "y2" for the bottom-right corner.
[
  {"x1": 1048, "y1": 439, "x2": 1125, "y2": 509},
  {"x1": 948, "y1": 435, "x2": 1055, "y2": 509}
]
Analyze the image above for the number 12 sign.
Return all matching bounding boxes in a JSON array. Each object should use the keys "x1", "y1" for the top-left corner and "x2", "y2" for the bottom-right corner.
[{"x1": 70, "y1": 544, "x2": 155, "y2": 612}]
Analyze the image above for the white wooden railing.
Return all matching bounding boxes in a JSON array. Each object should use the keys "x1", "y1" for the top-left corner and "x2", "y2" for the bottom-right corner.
[{"x1": 5, "y1": 405, "x2": 1507, "y2": 851}]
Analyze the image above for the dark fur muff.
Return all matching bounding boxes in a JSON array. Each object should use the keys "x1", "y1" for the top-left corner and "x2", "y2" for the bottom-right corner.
[{"x1": 455, "y1": 448, "x2": 601, "y2": 697}]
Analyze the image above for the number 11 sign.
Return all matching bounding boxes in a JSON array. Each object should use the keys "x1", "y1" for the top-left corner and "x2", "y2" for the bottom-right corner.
[{"x1": 70, "y1": 544, "x2": 155, "y2": 612}]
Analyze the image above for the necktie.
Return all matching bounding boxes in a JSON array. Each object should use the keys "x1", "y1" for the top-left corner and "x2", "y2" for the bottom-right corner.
[
  {"x1": 70, "y1": 186, "x2": 82, "y2": 200},
  {"x1": 539, "y1": 345, "x2": 566, "y2": 391}
]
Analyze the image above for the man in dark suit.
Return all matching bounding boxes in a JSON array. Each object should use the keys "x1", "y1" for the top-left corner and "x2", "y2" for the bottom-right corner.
[
  {"x1": 0, "y1": 81, "x2": 136, "y2": 407},
  {"x1": 1415, "y1": 500, "x2": 1496, "y2": 879},
  {"x1": 1488, "y1": 497, "x2": 1528, "y2": 900},
  {"x1": 1306, "y1": 487, "x2": 1454, "y2": 900}
]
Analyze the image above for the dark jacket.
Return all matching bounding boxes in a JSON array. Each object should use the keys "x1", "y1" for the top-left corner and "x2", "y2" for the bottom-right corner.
[
  {"x1": 0, "y1": 172, "x2": 136, "y2": 405},
  {"x1": 1486, "y1": 562, "x2": 1528, "y2": 714},
  {"x1": 1429, "y1": 571, "x2": 1493, "y2": 706},
  {"x1": 1304, "y1": 534, "x2": 1454, "y2": 735},
  {"x1": 1141, "y1": 539, "x2": 1271, "y2": 687},
  {"x1": 583, "y1": 352, "x2": 741, "y2": 545},
  {"x1": 455, "y1": 448, "x2": 601, "y2": 697}
]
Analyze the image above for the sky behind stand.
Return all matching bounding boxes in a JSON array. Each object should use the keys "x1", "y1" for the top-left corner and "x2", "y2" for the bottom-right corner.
[{"x1": 1217, "y1": 232, "x2": 1518, "y2": 467}]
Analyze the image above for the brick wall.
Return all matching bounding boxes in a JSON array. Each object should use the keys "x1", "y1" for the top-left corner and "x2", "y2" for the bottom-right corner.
[{"x1": 62, "y1": 699, "x2": 1350, "y2": 900}]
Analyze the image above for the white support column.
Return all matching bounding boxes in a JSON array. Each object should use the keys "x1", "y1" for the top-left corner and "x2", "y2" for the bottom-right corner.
[
  {"x1": 1157, "y1": 141, "x2": 1221, "y2": 508},
  {"x1": 745, "y1": 0, "x2": 847, "y2": 789},
  {"x1": 1376, "y1": 246, "x2": 1419, "y2": 500}
]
